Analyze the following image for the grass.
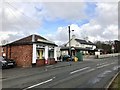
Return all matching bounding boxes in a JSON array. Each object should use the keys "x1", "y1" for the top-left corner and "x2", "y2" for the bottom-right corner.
[{"x1": 109, "y1": 73, "x2": 120, "y2": 90}]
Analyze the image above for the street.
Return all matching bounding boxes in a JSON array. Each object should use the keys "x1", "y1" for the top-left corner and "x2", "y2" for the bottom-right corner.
[{"x1": 2, "y1": 56, "x2": 119, "y2": 89}]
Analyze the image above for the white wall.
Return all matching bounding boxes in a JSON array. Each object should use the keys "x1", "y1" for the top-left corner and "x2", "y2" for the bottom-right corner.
[
  {"x1": 66, "y1": 38, "x2": 96, "y2": 50},
  {"x1": 32, "y1": 44, "x2": 36, "y2": 63},
  {"x1": 95, "y1": 51, "x2": 100, "y2": 55},
  {"x1": 56, "y1": 47, "x2": 61, "y2": 57},
  {"x1": 45, "y1": 46, "x2": 48, "y2": 60},
  {"x1": 66, "y1": 39, "x2": 80, "y2": 47},
  {"x1": 98, "y1": 53, "x2": 120, "y2": 58},
  {"x1": 54, "y1": 47, "x2": 57, "y2": 61}
]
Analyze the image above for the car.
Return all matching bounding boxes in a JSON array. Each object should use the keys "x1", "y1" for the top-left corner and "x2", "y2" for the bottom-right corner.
[
  {"x1": 62, "y1": 55, "x2": 72, "y2": 61},
  {"x1": 0, "y1": 57, "x2": 16, "y2": 69}
]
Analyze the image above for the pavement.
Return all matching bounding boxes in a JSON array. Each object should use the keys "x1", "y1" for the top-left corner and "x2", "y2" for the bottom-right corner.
[
  {"x1": 2, "y1": 56, "x2": 119, "y2": 89},
  {"x1": 2, "y1": 61, "x2": 82, "y2": 80}
]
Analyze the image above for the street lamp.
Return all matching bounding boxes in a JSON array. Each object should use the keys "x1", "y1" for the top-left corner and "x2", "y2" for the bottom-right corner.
[{"x1": 68, "y1": 26, "x2": 74, "y2": 59}]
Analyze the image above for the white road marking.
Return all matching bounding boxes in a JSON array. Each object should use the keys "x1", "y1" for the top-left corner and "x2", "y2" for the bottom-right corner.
[
  {"x1": 70, "y1": 67, "x2": 90, "y2": 74},
  {"x1": 23, "y1": 77, "x2": 55, "y2": 90},
  {"x1": 97, "y1": 62, "x2": 108, "y2": 66},
  {"x1": 97, "y1": 64, "x2": 110, "y2": 69},
  {"x1": 110, "y1": 62, "x2": 116, "y2": 65},
  {"x1": 85, "y1": 68, "x2": 95, "y2": 73},
  {"x1": 97, "y1": 62, "x2": 117, "y2": 69}
]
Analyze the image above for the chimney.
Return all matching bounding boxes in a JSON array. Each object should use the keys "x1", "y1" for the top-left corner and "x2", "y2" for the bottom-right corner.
[
  {"x1": 84, "y1": 37, "x2": 89, "y2": 42},
  {"x1": 32, "y1": 34, "x2": 35, "y2": 42},
  {"x1": 72, "y1": 35, "x2": 76, "y2": 39}
]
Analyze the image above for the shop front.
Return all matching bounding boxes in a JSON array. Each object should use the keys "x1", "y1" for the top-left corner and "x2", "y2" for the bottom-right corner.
[
  {"x1": 2, "y1": 34, "x2": 58, "y2": 67},
  {"x1": 32, "y1": 44, "x2": 57, "y2": 66}
]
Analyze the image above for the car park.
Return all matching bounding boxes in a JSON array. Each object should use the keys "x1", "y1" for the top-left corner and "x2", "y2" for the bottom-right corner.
[{"x1": 0, "y1": 57, "x2": 16, "y2": 69}]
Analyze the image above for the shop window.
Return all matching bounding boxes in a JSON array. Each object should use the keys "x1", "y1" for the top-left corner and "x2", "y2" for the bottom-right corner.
[
  {"x1": 49, "y1": 49, "x2": 54, "y2": 58},
  {"x1": 37, "y1": 49, "x2": 45, "y2": 59}
]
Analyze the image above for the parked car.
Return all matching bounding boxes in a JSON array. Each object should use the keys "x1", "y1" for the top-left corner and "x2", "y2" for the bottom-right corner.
[
  {"x1": 62, "y1": 55, "x2": 73, "y2": 61},
  {"x1": 0, "y1": 57, "x2": 16, "y2": 69}
]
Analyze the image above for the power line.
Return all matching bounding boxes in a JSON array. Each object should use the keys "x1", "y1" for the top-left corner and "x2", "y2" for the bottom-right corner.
[
  {"x1": 6, "y1": 6, "x2": 30, "y2": 31},
  {"x1": 6, "y1": 2, "x2": 40, "y2": 26}
]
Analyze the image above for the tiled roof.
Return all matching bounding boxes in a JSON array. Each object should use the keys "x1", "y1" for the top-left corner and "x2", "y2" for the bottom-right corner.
[{"x1": 7, "y1": 34, "x2": 57, "y2": 46}]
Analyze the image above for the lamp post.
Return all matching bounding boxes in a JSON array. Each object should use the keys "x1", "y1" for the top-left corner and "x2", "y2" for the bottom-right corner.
[{"x1": 68, "y1": 26, "x2": 74, "y2": 60}]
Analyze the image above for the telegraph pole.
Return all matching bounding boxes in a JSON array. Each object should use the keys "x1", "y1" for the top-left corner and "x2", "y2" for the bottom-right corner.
[{"x1": 68, "y1": 26, "x2": 71, "y2": 57}]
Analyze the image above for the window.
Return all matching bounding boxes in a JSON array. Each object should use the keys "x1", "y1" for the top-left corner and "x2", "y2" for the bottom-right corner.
[
  {"x1": 48, "y1": 49, "x2": 54, "y2": 58},
  {"x1": 37, "y1": 49, "x2": 45, "y2": 59}
]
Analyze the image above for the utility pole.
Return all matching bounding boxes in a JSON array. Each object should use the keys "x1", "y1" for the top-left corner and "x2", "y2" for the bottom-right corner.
[{"x1": 68, "y1": 26, "x2": 71, "y2": 57}]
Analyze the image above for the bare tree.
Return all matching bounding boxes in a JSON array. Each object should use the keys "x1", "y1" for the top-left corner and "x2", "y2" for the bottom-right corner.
[{"x1": 1, "y1": 40, "x2": 8, "y2": 45}]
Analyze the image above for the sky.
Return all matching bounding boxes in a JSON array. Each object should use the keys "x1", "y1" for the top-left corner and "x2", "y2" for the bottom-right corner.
[{"x1": 0, "y1": 0, "x2": 119, "y2": 45}]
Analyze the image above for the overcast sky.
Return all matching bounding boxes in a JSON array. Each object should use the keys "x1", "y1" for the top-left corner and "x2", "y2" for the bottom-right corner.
[{"x1": 0, "y1": 0, "x2": 119, "y2": 45}]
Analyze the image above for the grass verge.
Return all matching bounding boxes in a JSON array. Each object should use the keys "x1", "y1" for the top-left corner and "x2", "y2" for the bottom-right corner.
[{"x1": 109, "y1": 72, "x2": 120, "y2": 90}]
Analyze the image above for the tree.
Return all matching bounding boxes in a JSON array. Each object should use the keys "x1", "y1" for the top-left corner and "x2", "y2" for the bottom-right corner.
[
  {"x1": 114, "y1": 40, "x2": 120, "y2": 53},
  {"x1": 1, "y1": 40, "x2": 8, "y2": 45},
  {"x1": 95, "y1": 41, "x2": 112, "y2": 54}
]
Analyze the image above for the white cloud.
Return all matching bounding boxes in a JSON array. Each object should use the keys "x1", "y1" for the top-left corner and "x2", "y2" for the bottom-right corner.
[
  {"x1": 0, "y1": 1, "x2": 118, "y2": 46},
  {"x1": 95, "y1": 3, "x2": 118, "y2": 26},
  {"x1": 46, "y1": 2, "x2": 118, "y2": 45},
  {"x1": 81, "y1": 3, "x2": 118, "y2": 41},
  {"x1": 41, "y1": 2, "x2": 86, "y2": 21},
  {"x1": 0, "y1": 2, "x2": 42, "y2": 44},
  {"x1": 0, "y1": 2, "x2": 87, "y2": 45}
]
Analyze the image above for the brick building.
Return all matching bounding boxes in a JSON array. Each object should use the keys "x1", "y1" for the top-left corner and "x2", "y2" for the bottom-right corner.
[
  {"x1": 0, "y1": 46, "x2": 2, "y2": 56},
  {"x1": 2, "y1": 34, "x2": 57, "y2": 67}
]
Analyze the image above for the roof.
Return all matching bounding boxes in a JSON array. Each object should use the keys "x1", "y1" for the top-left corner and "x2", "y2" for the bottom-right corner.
[
  {"x1": 75, "y1": 39, "x2": 95, "y2": 45},
  {"x1": 5, "y1": 34, "x2": 57, "y2": 46},
  {"x1": 64, "y1": 38, "x2": 95, "y2": 47},
  {"x1": 60, "y1": 47, "x2": 97, "y2": 51}
]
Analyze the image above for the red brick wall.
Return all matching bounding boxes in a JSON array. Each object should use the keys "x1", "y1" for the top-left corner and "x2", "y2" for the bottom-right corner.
[
  {"x1": 0, "y1": 46, "x2": 2, "y2": 56},
  {"x1": 3, "y1": 45, "x2": 33, "y2": 67}
]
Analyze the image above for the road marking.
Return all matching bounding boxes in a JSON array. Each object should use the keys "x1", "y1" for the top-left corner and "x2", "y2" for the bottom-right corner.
[
  {"x1": 23, "y1": 77, "x2": 55, "y2": 90},
  {"x1": 97, "y1": 62, "x2": 117, "y2": 69},
  {"x1": 110, "y1": 62, "x2": 116, "y2": 65},
  {"x1": 85, "y1": 68, "x2": 95, "y2": 73},
  {"x1": 97, "y1": 62, "x2": 108, "y2": 66},
  {"x1": 97, "y1": 64, "x2": 110, "y2": 69},
  {"x1": 70, "y1": 67, "x2": 90, "y2": 74}
]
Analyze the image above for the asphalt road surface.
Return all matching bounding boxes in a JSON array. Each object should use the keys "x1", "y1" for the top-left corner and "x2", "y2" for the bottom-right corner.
[{"x1": 2, "y1": 56, "x2": 119, "y2": 89}]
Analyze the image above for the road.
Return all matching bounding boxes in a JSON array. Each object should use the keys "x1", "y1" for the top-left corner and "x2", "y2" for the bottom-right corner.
[{"x1": 2, "y1": 56, "x2": 119, "y2": 89}]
